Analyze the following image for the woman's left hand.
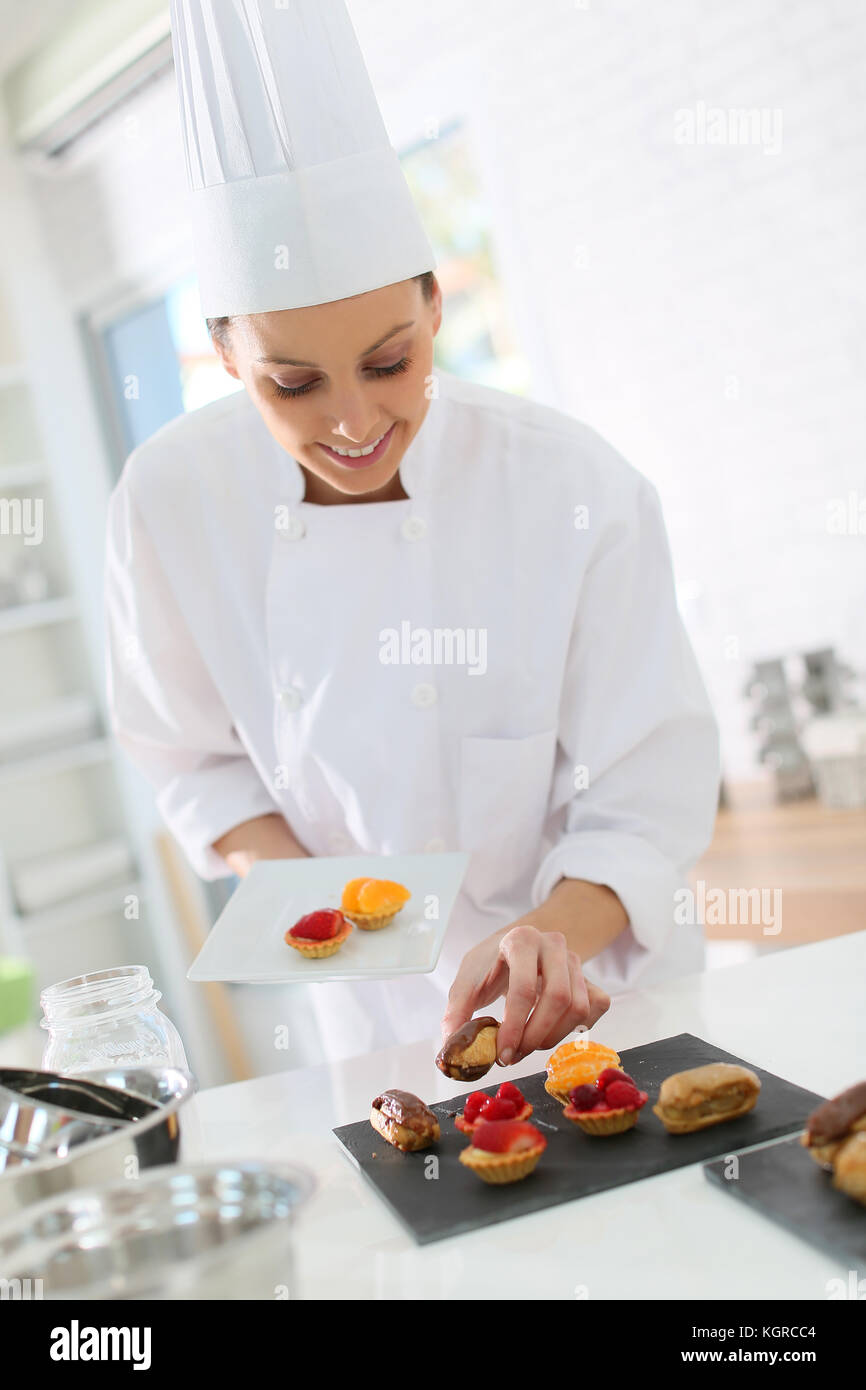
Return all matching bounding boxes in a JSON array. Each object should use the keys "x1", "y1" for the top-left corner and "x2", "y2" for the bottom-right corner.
[{"x1": 442, "y1": 921, "x2": 611, "y2": 1066}]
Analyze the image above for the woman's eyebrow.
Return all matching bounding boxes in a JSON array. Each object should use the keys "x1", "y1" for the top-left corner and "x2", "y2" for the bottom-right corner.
[{"x1": 257, "y1": 320, "x2": 415, "y2": 368}]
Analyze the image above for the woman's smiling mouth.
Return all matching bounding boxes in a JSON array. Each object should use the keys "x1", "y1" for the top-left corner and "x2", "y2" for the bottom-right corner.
[{"x1": 316, "y1": 422, "x2": 396, "y2": 468}]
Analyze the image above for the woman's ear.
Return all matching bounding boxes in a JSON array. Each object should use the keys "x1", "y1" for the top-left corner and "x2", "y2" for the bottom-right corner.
[
  {"x1": 211, "y1": 330, "x2": 241, "y2": 381},
  {"x1": 431, "y1": 275, "x2": 443, "y2": 337}
]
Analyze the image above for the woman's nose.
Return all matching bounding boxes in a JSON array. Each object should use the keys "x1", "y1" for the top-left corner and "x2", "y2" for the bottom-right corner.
[{"x1": 328, "y1": 388, "x2": 380, "y2": 443}]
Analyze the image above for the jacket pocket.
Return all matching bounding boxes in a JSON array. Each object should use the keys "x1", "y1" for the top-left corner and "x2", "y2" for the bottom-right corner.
[{"x1": 458, "y1": 729, "x2": 558, "y2": 902}]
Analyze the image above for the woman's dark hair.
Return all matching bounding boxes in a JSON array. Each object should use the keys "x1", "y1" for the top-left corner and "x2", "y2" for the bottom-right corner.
[{"x1": 207, "y1": 270, "x2": 436, "y2": 348}]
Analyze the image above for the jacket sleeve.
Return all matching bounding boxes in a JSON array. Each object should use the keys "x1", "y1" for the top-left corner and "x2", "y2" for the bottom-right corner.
[
  {"x1": 104, "y1": 471, "x2": 282, "y2": 881},
  {"x1": 530, "y1": 473, "x2": 721, "y2": 979}
]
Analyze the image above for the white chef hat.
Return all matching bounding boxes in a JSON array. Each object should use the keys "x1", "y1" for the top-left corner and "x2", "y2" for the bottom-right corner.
[{"x1": 170, "y1": 0, "x2": 436, "y2": 317}]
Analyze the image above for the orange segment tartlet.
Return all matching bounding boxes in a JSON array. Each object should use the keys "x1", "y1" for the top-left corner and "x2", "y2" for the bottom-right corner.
[
  {"x1": 544, "y1": 1039, "x2": 622, "y2": 1104},
  {"x1": 341, "y1": 877, "x2": 410, "y2": 931}
]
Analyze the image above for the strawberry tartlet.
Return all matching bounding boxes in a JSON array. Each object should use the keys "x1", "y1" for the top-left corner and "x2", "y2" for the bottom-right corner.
[
  {"x1": 454, "y1": 1082, "x2": 533, "y2": 1134},
  {"x1": 563, "y1": 1067, "x2": 648, "y2": 1136},
  {"x1": 459, "y1": 1120, "x2": 547, "y2": 1184},
  {"x1": 284, "y1": 909, "x2": 353, "y2": 959}
]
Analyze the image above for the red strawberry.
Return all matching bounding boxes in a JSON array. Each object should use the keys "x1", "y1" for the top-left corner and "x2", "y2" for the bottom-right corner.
[
  {"x1": 479, "y1": 1096, "x2": 518, "y2": 1121},
  {"x1": 471, "y1": 1121, "x2": 547, "y2": 1154},
  {"x1": 495, "y1": 1081, "x2": 526, "y2": 1107},
  {"x1": 597, "y1": 1067, "x2": 638, "y2": 1090},
  {"x1": 568, "y1": 1083, "x2": 599, "y2": 1112},
  {"x1": 288, "y1": 909, "x2": 345, "y2": 941},
  {"x1": 604, "y1": 1080, "x2": 646, "y2": 1110},
  {"x1": 462, "y1": 1091, "x2": 489, "y2": 1124}
]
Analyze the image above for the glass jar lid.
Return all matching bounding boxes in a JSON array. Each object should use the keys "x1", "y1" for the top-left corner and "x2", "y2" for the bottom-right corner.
[{"x1": 39, "y1": 966, "x2": 161, "y2": 1031}]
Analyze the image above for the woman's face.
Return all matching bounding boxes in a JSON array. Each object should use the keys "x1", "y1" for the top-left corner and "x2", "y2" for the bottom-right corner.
[{"x1": 213, "y1": 276, "x2": 442, "y2": 503}]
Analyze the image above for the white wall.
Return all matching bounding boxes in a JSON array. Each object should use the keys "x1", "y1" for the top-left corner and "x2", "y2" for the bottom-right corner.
[{"x1": 21, "y1": 0, "x2": 866, "y2": 777}]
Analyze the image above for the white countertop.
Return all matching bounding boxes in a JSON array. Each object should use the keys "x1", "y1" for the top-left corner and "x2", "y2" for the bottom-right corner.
[{"x1": 188, "y1": 933, "x2": 866, "y2": 1300}]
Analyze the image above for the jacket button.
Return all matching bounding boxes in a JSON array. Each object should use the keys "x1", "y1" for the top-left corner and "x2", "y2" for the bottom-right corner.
[
  {"x1": 425, "y1": 837, "x2": 447, "y2": 853},
  {"x1": 400, "y1": 516, "x2": 427, "y2": 541},
  {"x1": 279, "y1": 687, "x2": 303, "y2": 711},
  {"x1": 279, "y1": 515, "x2": 306, "y2": 541},
  {"x1": 411, "y1": 682, "x2": 437, "y2": 708}
]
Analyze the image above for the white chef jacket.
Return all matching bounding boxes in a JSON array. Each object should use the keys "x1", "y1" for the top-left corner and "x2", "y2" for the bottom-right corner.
[{"x1": 104, "y1": 369, "x2": 720, "y2": 1060}]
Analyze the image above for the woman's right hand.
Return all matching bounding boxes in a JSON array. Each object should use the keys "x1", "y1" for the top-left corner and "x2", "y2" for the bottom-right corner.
[
  {"x1": 211, "y1": 812, "x2": 310, "y2": 878},
  {"x1": 443, "y1": 921, "x2": 611, "y2": 1065}
]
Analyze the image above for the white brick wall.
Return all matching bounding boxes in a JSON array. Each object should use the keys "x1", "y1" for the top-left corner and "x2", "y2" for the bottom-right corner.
[{"x1": 24, "y1": 0, "x2": 866, "y2": 777}]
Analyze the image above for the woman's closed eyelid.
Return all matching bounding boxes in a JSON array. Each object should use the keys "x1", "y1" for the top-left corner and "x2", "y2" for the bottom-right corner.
[
  {"x1": 271, "y1": 341, "x2": 412, "y2": 384},
  {"x1": 270, "y1": 352, "x2": 412, "y2": 398},
  {"x1": 366, "y1": 340, "x2": 412, "y2": 369}
]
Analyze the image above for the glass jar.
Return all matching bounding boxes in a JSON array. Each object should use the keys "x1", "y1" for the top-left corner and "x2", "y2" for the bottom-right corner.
[{"x1": 40, "y1": 965, "x2": 189, "y2": 1076}]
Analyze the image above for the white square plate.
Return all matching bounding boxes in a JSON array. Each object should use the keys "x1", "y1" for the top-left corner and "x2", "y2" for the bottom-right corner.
[{"x1": 186, "y1": 853, "x2": 469, "y2": 983}]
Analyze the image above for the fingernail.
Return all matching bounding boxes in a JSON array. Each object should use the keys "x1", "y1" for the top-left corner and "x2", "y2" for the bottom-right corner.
[{"x1": 500, "y1": 1047, "x2": 514, "y2": 1065}]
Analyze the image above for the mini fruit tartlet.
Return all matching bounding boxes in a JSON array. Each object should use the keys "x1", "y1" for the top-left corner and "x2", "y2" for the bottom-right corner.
[
  {"x1": 544, "y1": 1039, "x2": 622, "y2": 1105},
  {"x1": 455, "y1": 1082, "x2": 532, "y2": 1134},
  {"x1": 563, "y1": 1068, "x2": 649, "y2": 1135},
  {"x1": 459, "y1": 1120, "x2": 547, "y2": 1185},
  {"x1": 284, "y1": 908, "x2": 353, "y2": 959},
  {"x1": 341, "y1": 877, "x2": 410, "y2": 931}
]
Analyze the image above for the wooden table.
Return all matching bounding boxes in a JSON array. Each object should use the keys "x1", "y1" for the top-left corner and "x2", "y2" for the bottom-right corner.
[{"x1": 693, "y1": 781, "x2": 866, "y2": 946}]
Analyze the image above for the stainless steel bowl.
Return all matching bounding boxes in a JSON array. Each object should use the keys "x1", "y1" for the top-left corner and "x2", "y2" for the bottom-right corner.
[
  {"x1": 0, "y1": 1067, "x2": 197, "y2": 1222},
  {"x1": 0, "y1": 1069, "x2": 155, "y2": 1172},
  {"x1": 0, "y1": 1161, "x2": 314, "y2": 1299}
]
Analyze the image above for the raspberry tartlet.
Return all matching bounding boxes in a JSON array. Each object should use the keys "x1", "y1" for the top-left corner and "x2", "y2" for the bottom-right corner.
[
  {"x1": 459, "y1": 1120, "x2": 547, "y2": 1184},
  {"x1": 341, "y1": 877, "x2": 410, "y2": 931},
  {"x1": 284, "y1": 909, "x2": 353, "y2": 959},
  {"x1": 544, "y1": 1039, "x2": 622, "y2": 1105},
  {"x1": 455, "y1": 1082, "x2": 532, "y2": 1134},
  {"x1": 563, "y1": 1068, "x2": 648, "y2": 1135}
]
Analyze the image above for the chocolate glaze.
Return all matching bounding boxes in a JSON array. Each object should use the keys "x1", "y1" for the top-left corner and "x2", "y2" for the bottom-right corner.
[
  {"x1": 807, "y1": 1080, "x2": 866, "y2": 1143},
  {"x1": 372, "y1": 1089, "x2": 436, "y2": 1131},
  {"x1": 444, "y1": 1016, "x2": 499, "y2": 1050}
]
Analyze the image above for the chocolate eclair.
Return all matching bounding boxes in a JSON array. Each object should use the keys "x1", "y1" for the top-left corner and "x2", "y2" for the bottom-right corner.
[
  {"x1": 833, "y1": 1131, "x2": 866, "y2": 1206},
  {"x1": 801, "y1": 1080, "x2": 866, "y2": 1169},
  {"x1": 436, "y1": 1016, "x2": 500, "y2": 1081},
  {"x1": 370, "y1": 1090, "x2": 440, "y2": 1152}
]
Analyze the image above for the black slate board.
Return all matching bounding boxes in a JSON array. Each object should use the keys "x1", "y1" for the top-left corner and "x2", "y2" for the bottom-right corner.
[
  {"x1": 704, "y1": 1135, "x2": 866, "y2": 1266},
  {"x1": 332, "y1": 1032, "x2": 824, "y2": 1245}
]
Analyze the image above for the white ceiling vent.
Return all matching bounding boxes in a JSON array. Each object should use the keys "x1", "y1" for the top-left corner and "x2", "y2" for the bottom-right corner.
[{"x1": 4, "y1": 0, "x2": 172, "y2": 158}]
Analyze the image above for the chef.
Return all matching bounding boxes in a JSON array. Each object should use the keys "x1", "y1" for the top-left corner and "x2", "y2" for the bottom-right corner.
[{"x1": 104, "y1": 0, "x2": 720, "y2": 1065}]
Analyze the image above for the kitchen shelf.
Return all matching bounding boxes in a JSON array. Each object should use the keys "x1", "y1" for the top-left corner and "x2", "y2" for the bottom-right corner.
[
  {"x1": 0, "y1": 365, "x2": 29, "y2": 389},
  {"x1": 0, "y1": 172, "x2": 218, "y2": 1083},
  {"x1": 0, "y1": 736, "x2": 111, "y2": 788},
  {"x1": 16, "y1": 877, "x2": 147, "y2": 938},
  {"x1": 0, "y1": 693, "x2": 99, "y2": 763},
  {"x1": 0, "y1": 462, "x2": 44, "y2": 488},
  {"x1": 0, "y1": 595, "x2": 78, "y2": 635}
]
